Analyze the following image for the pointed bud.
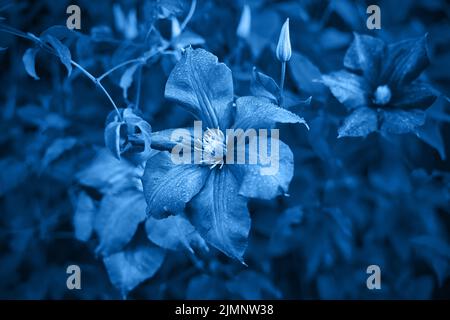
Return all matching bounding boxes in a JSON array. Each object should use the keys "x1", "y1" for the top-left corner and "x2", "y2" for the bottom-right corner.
[
  {"x1": 276, "y1": 18, "x2": 292, "y2": 62},
  {"x1": 171, "y1": 17, "x2": 181, "y2": 39},
  {"x1": 237, "y1": 5, "x2": 251, "y2": 39}
]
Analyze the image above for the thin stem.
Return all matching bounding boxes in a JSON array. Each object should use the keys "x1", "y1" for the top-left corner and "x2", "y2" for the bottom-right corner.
[
  {"x1": 280, "y1": 61, "x2": 286, "y2": 92},
  {"x1": 97, "y1": 58, "x2": 143, "y2": 82},
  {"x1": 0, "y1": 24, "x2": 123, "y2": 120},
  {"x1": 71, "y1": 60, "x2": 122, "y2": 120},
  {"x1": 180, "y1": 0, "x2": 197, "y2": 31},
  {"x1": 134, "y1": 65, "x2": 143, "y2": 110}
]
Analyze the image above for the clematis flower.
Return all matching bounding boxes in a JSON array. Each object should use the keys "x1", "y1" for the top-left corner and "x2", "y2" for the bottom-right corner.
[
  {"x1": 322, "y1": 33, "x2": 438, "y2": 137},
  {"x1": 141, "y1": 48, "x2": 307, "y2": 262}
]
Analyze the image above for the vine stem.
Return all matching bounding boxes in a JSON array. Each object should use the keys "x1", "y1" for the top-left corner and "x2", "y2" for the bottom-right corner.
[
  {"x1": 280, "y1": 61, "x2": 286, "y2": 93},
  {"x1": 71, "y1": 61, "x2": 123, "y2": 121},
  {"x1": 0, "y1": 25, "x2": 125, "y2": 120},
  {"x1": 97, "y1": 58, "x2": 143, "y2": 82},
  {"x1": 180, "y1": 0, "x2": 197, "y2": 31},
  {"x1": 134, "y1": 65, "x2": 143, "y2": 110}
]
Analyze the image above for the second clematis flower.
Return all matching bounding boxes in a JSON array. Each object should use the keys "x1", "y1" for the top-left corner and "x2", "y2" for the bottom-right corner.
[
  {"x1": 142, "y1": 48, "x2": 308, "y2": 262},
  {"x1": 323, "y1": 33, "x2": 438, "y2": 137}
]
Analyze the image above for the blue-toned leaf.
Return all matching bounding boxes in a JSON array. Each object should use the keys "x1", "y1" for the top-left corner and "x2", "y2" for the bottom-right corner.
[
  {"x1": 382, "y1": 35, "x2": 429, "y2": 86},
  {"x1": 415, "y1": 119, "x2": 446, "y2": 160},
  {"x1": 145, "y1": 215, "x2": 208, "y2": 253},
  {"x1": 233, "y1": 96, "x2": 308, "y2": 130},
  {"x1": 41, "y1": 137, "x2": 77, "y2": 169},
  {"x1": 344, "y1": 33, "x2": 386, "y2": 84},
  {"x1": 322, "y1": 71, "x2": 369, "y2": 110},
  {"x1": 22, "y1": 47, "x2": 40, "y2": 80},
  {"x1": 142, "y1": 152, "x2": 209, "y2": 218},
  {"x1": 95, "y1": 189, "x2": 147, "y2": 256},
  {"x1": 392, "y1": 81, "x2": 437, "y2": 109},
  {"x1": 77, "y1": 149, "x2": 142, "y2": 194},
  {"x1": 380, "y1": 109, "x2": 426, "y2": 135},
  {"x1": 121, "y1": 108, "x2": 153, "y2": 163},
  {"x1": 338, "y1": 107, "x2": 378, "y2": 138},
  {"x1": 250, "y1": 68, "x2": 280, "y2": 103},
  {"x1": 120, "y1": 64, "x2": 140, "y2": 99},
  {"x1": 165, "y1": 48, "x2": 234, "y2": 128},
  {"x1": 73, "y1": 191, "x2": 96, "y2": 242},
  {"x1": 104, "y1": 120, "x2": 125, "y2": 160},
  {"x1": 227, "y1": 271, "x2": 282, "y2": 299},
  {"x1": 43, "y1": 35, "x2": 72, "y2": 76},
  {"x1": 231, "y1": 139, "x2": 294, "y2": 200},
  {"x1": 104, "y1": 108, "x2": 153, "y2": 163},
  {"x1": 103, "y1": 242, "x2": 165, "y2": 297},
  {"x1": 190, "y1": 168, "x2": 250, "y2": 262},
  {"x1": 40, "y1": 25, "x2": 77, "y2": 42},
  {"x1": 290, "y1": 52, "x2": 327, "y2": 98}
]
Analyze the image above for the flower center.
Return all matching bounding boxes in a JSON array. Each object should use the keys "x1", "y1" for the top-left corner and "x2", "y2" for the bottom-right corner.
[
  {"x1": 195, "y1": 128, "x2": 227, "y2": 169},
  {"x1": 373, "y1": 85, "x2": 392, "y2": 106}
]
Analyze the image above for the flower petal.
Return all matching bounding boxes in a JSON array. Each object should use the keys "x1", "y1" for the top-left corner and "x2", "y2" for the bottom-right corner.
[
  {"x1": 190, "y1": 168, "x2": 250, "y2": 262},
  {"x1": 165, "y1": 48, "x2": 234, "y2": 128},
  {"x1": 344, "y1": 33, "x2": 386, "y2": 85},
  {"x1": 142, "y1": 152, "x2": 209, "y2": 218},
  {"x1": 230, "y1": 138, "x2": 294, "y2": 200},
  {"x1": 233, "y1": 96, "x2": 308, "y2": 130},
  {"x1": 322, "y1": 71, "x2": 370, "y2": 110},
  {"x1": 391, "y1": 81, "x2": 437, "y2": 109},
  {"x1": 382, "y1": 35, "x2": 430, "y2": 87},
  {"x1": 380, "y1": 109, "x2": 426, "y2": 135},
  {"x1": 338, "y1": 107, "x2": 378, "y2": 138}
]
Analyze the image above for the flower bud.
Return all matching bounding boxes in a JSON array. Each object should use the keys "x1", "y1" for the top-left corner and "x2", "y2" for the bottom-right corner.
[
  {"x1": 276, "y1": 18, "x2": 292, "y2": 62},
  {"x1": 237, "y1": 5, "x2": 251, "y2": 39}
]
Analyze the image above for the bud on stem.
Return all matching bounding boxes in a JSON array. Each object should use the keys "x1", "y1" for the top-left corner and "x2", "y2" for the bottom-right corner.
[
  {"x1": 276, "y1": 18, "x2": 291, "y2": 63},
  {"x1": 237, "y1": 5, "x2": 251, "y2": 39}
]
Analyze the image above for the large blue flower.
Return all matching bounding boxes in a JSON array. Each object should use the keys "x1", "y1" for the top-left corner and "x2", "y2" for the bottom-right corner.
[
  {"x1": 323, "y1": 33, "x2": 438, "y2": 137},
  {"x1": 142, "y1": 48, "x2": 307, "y2": 262}
]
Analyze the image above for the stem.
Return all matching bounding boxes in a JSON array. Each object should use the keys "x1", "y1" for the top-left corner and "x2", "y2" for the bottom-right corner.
[
  {"x1": 180, "y1": 0, "x2": 197, "y2": 31},
  {"x1": 97, "y1": 58, "x2": 143, "y2": 82},
  {"x1": 280, "y1": 61, "x2": 286, "y2": 93},
  {"x1": 0, "y1": 24, "x2": 123, "y2": 120},
  {"x1": 134, "y1": 65, "x2": 143, "y2": 110},
  {"x1": 71, "y1": 61, "x2": 122, "y2": 120}
]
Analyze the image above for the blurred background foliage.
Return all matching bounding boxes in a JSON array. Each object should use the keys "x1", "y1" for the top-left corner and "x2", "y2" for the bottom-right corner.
[{"x1": 0, "y1": 0, "x2": 449, "y2": 299}]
